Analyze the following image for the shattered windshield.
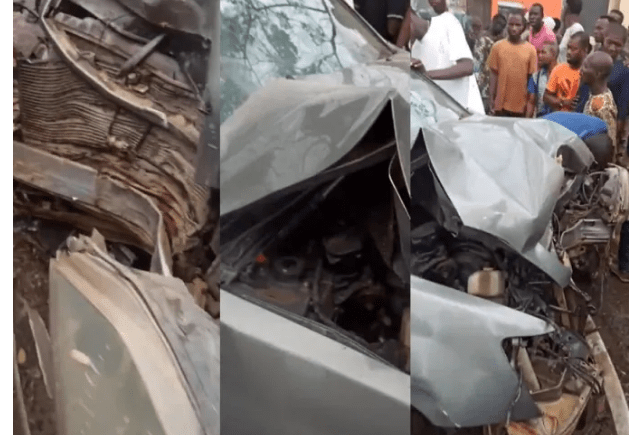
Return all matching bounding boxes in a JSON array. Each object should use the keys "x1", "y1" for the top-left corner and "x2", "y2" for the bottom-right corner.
[{"x1": 221, "y1": 0, "x2": 393, "y2": 121}]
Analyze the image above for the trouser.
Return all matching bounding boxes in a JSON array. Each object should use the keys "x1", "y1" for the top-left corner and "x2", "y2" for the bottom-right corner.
[
  {"x1": 619, "y1": 220, "x2": 629, "y2": 273},
  {"x1": 495, "y1": 109, "x2": 525, "y2": 118}
]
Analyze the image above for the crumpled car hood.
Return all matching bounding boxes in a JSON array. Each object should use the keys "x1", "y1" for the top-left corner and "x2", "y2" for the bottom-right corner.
[
  {"x1": 220, "y1": 61, "x2": 409, "y2": 216},
  {"x1": 411, "y1": 275, "x2": 554, "y2": 428},
  {"x1": 415, "y1": 115, "x2": 594, "y2": 286}
]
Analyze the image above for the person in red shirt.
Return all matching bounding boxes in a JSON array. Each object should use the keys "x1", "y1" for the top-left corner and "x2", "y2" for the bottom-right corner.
[
  {"x1": 528, "y1": 3, "x2": 556, "y2": 58},
  {"x1": 543, "y1": 31, "x2": 589, "y2": 112}
]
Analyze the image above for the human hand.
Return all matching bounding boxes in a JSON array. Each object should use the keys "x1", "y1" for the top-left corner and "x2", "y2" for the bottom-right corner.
[
  {"x1": 570, "y1": 96, "x2": 580, "y2": 111},
  {"x1": 488, "y1": 101, "x2": 496, "y2": 115}
]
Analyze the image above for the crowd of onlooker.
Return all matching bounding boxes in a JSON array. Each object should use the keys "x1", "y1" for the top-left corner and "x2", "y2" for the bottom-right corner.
[
  {"x1": 470, "y1": 0, "x2": 629, "y2": 159},
  {"x1": 467, "y1": 0, "x2": 629, "y2": 275},
  {"x1": 354, "y1": 0, "x2": 629, "y2": 274},
  {"x1": 406, "y1": 0, "x2": 628, "y2": 162}
]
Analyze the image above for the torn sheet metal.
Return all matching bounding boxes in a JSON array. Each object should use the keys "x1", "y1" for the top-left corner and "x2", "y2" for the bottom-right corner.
[
  {"x1": 416, "y1": 117, "x2": 595, "y2": 286},
  {"x1": 411, "y1": 275, "x2": 554, "y2": 428},
  {"x1": 220, "y1": 290, "x2": 410, "y2": 435},
  {"x1": 18, "y1": 3, "x2": 210, "y2": 253},
  {"x1": 220, "y1": 0, "x2": 409, "y2": 215},
  {"x1": 67, "y1": 0, "x2": 148, "y2": 42},
  {"x1": 220, "y1": 75, "x2": 404, "y2": 215},
  {"x1": 116, "y1": 0, "x2": 208, "y2": 37},
  {"x1": 50, "y1": 233, "x2": 220, "y2": 435},
  {"x1": 14, "y1": 141, "x2": 172, "y2": 275},
  {"x1": 298, "y1": 57, "x2": 411, "y2": 188},
  {"x1": 13, "y1": 10, "x2": 45, "y2": 59},
  {"x1": 41, "y1": 0, "x2": 198, "y2": 138}
]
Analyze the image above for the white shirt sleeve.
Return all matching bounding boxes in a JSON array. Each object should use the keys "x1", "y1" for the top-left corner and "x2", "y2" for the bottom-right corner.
[{"x1": 445, "y1": 13, "x2": 473, "y2": 64}]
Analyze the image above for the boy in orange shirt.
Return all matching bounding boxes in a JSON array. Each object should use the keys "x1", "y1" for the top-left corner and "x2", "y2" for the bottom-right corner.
[
  {"x1": 543, "y1": 31, "x2": 589, "y2": 112},
  {"x1": 487, "y1": 12, "x2": 538, "y2": 116}
]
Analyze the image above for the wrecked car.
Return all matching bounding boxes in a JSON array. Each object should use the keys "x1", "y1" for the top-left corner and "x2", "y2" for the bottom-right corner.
[
  {"x1": 13, "y1": 0, "x2": 220, "y2": 433},
  {"x1": 409, "y1": 71, "x2": 629, "y2": 434},
  {"x1": 220, "y1": 0, "x2": 411, "y2": 433}
]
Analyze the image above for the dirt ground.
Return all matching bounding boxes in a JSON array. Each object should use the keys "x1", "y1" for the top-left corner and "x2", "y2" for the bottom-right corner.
[
  {"x1": 597, "y1": 275, "x2": 630, "y2": 403},
  {"x1": 584, "y1": 275, "x2": 630, "y2": 435},
  {"x1": 12, "y1": 218, "x2": 629, "y2": 434},
  {"x1": 13, "y1": 227, "x2": 56, "y2": 435}
]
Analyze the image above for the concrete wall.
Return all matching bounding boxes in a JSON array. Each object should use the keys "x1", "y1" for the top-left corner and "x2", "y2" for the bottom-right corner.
[{"x1": 610, "y1": 0, "x2": 629, "y2": 27}]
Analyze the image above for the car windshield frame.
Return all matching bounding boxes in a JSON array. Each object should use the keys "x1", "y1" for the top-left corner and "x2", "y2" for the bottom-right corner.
[{"x1": 220, "y1": 0, "x2": 396, "y2": 122}]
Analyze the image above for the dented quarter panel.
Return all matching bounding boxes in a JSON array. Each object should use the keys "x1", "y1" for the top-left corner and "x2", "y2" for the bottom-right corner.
[{"x1": 410, "y1": 275, "x2": 554, "y2": 428}]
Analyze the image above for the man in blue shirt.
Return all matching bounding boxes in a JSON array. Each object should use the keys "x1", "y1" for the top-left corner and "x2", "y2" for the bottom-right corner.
[{"x1": 574, "y1": 21, "x2": 628, "y2": 146}]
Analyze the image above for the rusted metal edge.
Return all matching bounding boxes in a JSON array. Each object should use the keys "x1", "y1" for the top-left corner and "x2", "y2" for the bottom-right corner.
[
  {"x1": 117, "y1": 33, "x2": 166, "y2": 77},
  {"x1": 13, "y1": 140, "x2": 172, "y2": 276},
  {"x1": 584, "y1": 315, "x2": 629, "y2": 435},
  {"x1": 55, "y1": 18, "x2": 196, "y2": 94},
  {"x1": 13, "y1": 333, "x2": 32, "y2": 435},
  {"x1": 40, "y1": 0, "x2": 199, "y2": 147}
]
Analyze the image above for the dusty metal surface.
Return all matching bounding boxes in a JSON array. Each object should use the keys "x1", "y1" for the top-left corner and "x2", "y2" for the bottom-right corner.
[
  {"x1": 16, "y1": 0, "x2": 212, "y2": 255},
  {"x1": 13, "y1": 2, "x2": 220, "y2": 434},
  {"x1": 220, "y1": 290, "x2": 410, "y2": 435},
  {"x1": 116, "y1": 0, "x2": 208, "y2": 37},
  {"x1": 50, "y1": 233, "x2": 220, "y2": 434},
  {"x1": 14, "y1": 141, "x2": 173, "y2": 275}
]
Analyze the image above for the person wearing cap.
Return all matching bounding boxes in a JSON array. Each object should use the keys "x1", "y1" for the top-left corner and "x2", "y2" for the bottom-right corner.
[{"x1": 543, "y1": 16, "x2": 556, "y2": 32}]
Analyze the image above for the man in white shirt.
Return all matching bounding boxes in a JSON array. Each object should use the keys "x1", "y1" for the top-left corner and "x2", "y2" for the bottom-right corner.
[
  {"x1": 410, "y1": 1, "x2": 485, "y2": 114},
  {"x1": 558, "y1": 0, "x2": 584, "y2": 64}
]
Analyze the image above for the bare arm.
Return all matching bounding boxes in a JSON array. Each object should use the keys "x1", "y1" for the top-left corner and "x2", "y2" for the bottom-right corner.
[
  {"x1": 617, "y1": 119, "x2": 628, "y2": 146},
  {"x1": 489, "y1": 69, "x2": 498, "y2": 114},
  {"x1": 427, "y1": 58, "x2": 474, "y2": 80},
  {"x1": 525, "y1": 93, "x2": 536, "y2": 118},
  {"x1": 543, "y1": 90, "x2": 566, "y2": 111},
  {"x1": 395, "y1": 9, "x2": 411, "y2": 49},
  {"x1": 387, "y1": 18, "x2": 402, "y2": 44}
]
